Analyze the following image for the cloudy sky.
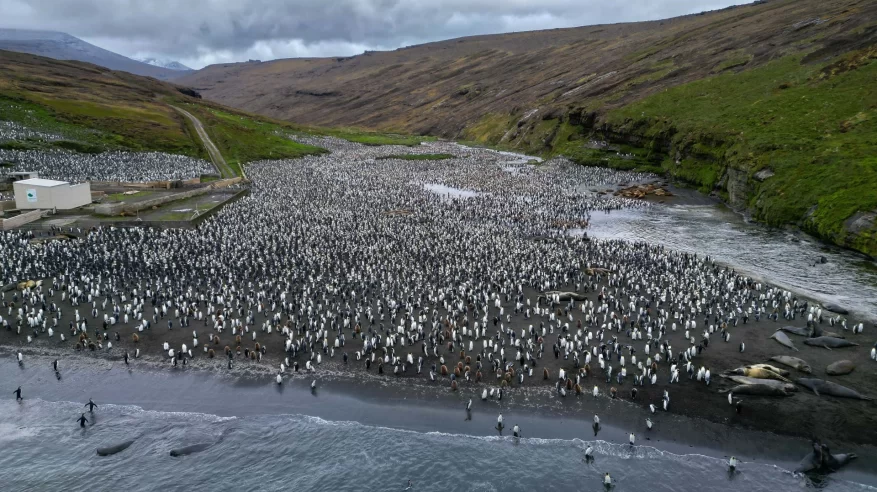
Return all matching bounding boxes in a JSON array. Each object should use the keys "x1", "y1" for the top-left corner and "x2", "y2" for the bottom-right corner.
[{"x1": 2, "y1": 0, "x2": 744, "y2": 69}]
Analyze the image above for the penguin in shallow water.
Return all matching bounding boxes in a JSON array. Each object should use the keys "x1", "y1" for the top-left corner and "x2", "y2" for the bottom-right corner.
[
  {"x1": 496, "y1": 413, "x2": 504, "y2": 433},
  {"x1": 52, "y1": 359, "x2": 59, "y2": 372},
  {"x1": 584, "y1": 445, "x2": 594, "y2": 462},
  {"x1": 513, "y1": 424, "x2": 521, "y2": 438},
  {"x1": 13, "y1": 386, "x2": 22, "y2": 401},
  {"x1": 604, "y1": 473, "x2": 612, "y2": 487},
  {"x1": 629, "y1": 433, "x2": 635, "y2": 446},
  {"x1": 646, "y1": 418, "x2": 653, "y2": 430},
  {"x1": 729, "y1": 456, "x2": 737, "y2": 472}
]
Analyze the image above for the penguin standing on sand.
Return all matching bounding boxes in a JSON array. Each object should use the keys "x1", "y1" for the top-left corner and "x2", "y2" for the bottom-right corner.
[{"x1": 124, "y1": 351, "x2": 130, "y2": 365}]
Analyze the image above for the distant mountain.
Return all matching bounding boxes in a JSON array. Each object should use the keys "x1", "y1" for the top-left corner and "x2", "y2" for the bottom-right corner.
[
  {"x1": 0, "y1": 28, "x2": 186, "y2": 80},
  {"x1": 135, "y1": 57, "x2": 193, "y2": 72}
]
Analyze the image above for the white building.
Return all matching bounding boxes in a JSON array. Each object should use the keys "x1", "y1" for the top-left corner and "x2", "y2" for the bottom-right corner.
[{"x1": 13, "y1": 178, "x2": 92, "y2": 210}]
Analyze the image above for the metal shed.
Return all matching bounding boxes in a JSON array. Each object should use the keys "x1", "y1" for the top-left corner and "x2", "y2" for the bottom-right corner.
[{"x1": 13, "y1": 178, "x2": 92, "y2": 210}]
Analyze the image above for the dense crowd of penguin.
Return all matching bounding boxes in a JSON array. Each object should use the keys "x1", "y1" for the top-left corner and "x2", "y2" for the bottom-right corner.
[
  {"x1": 0, "y1": 120, "x2": 64, "y2": 144},
  {"x1": 0, "y1": 149, "x2": 213, "y2": 182},
  {"x1": 2, "y1": 137, "x2": 873, "y2": 480}
]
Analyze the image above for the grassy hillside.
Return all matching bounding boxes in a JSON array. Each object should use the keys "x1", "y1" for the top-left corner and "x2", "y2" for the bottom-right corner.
[
  {"x1": 179, "y1": 0, "x2": 877, "y2": 255},
  {"x1": 0, "y1": 50, "x2": 423, "y2": 176}
]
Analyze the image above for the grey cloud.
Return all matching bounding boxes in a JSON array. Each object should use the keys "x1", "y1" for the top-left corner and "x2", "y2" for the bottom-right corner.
[{"x1": 1, "y1": 0, "x2": 743, "y2": 68}]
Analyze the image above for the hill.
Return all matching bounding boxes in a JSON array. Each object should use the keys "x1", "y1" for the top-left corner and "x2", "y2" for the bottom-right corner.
[
  {"x1": 135, "y1": 57, "x2": 193, "y2": 72},
  {"x1": 0, "y1": 49, "x2": 329, "y2": 175},
  {"x1": 178, "y1": 0, "x2": 877, "y2": 256},
  {"x1": 0, "y1": 28, "x2": 185, "y2": 81}
]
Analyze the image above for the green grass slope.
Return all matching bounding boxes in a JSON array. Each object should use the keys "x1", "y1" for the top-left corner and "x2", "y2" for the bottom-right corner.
[{"x1": 0, "y1": 50, "x2": 426, "y2": 176}]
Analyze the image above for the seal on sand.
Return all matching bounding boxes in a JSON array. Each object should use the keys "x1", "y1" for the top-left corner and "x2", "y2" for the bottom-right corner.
[
  {"x1": 797, "y1": 378, "x2": 872, "y2": 400},
  {"x1": 825, "y1": 360, "x2": 855, "y2": 376},
  {"x1": 769, "y1": 356, "x2": 812, "y2": 374},
  {"x1": 803, "y1": 337, "x2": 858, "y2": 350},
  {"x1": 770, "y1": 331, "x2": 798, "y2": 351}
]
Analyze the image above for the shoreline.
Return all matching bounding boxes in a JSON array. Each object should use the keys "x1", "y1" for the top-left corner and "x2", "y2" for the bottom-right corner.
[{"x1": 4, "y1": 347, "x2": 877, "y2": 488}]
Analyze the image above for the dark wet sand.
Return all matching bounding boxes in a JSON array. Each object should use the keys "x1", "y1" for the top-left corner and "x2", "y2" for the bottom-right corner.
[{"x1": 3, "y1": 275, "x2": 876, "y2": 451}]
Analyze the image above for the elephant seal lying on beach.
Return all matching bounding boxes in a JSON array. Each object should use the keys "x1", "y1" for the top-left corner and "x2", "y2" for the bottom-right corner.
[
  {"x1": 797, "y1": 378, "x2": 872, "y2": 400},
  {"x1": 769, "y1": 356, "x2": 812, "y2": 374},
  {"x1": 722, "y1": 375, "x2": 798, "y2": 390},
  {"x1": 539, "y1": 291, "x2": 589, "y2": 302},
  {"x1": 822, "y1": 303, "x2": 849, "y2": 315},
  {"x1": 779, "y1": 326, "x2": 812, "y2": 337},
  {"x1": 726, "y1": 383, "x2": 796, "y2": 397},
  {"x1": 795, "y1": 440, "x2": 857, "y2": 474},
  {"x1": 96, "y1": 438, "x2": 137, "y2": 456},
  {"x1": 803, "y1": 337, "x2": 858, "y2": 350},
  {"x1": 747, "y1": 364, "x2": 790, "y2": 377},
  {"x1": 725, "y1": 366, "x2": 791, "y2": 383},
  {"x1": 770, "y1": 331, "x2": 799, "y2": 351},
  {"x1": 825, "y1": 360, "x2": 855, "y2": 376}
]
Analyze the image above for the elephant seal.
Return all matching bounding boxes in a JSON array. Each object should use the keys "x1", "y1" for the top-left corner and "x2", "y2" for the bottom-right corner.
[
  {"x1": 170, "y1": 442, "x2": 213, "y2": 457},
  {"x1": 795, "y1": 440, "x2": 857, "y2": 473},
  {"x1": 779, "y1": 326, "x2": 811, "y2": 337},
  {"x1": 770, "y1": 331, "x2": 798, "y2": 351},
  {"x1": 797, "y1": 378, "x2": 872, "y2": 400},
  {"x1": 809, "y1": 324, "x2": 844, "y2": 339},
  {"x1": 723, "y1": 375, "x2": 798, "y2": 390},
  {"x1": 727, "y1": 366, "x2": 791, "y2": 383},
  {"x1": 170, "y1": 427, "x2": 235, "y2": 457},
  {"x1": 540, "y1": 291, "x2": 588, "y2": 302},
  {"x1": 769, "y1": 356, "x2": 812, "y2": 374},
  {"x1": 96, "y1": 438, "x2": 137, "y2": 456},
  {"x1": 822, "y1": 303, "x2": 849, "y2": 315},
  {"x1": 803, "y1": 337, "x2": 859, "y2": 350},
  {"x1": 747, "y1": 364, "x2": 790, "y2": 377},
  {"x1": 825, "y1": 360, "x2": 855, "y2": 376},
  {"x1": 727, "y1": 383, "x2": 795, "y2": 397}
]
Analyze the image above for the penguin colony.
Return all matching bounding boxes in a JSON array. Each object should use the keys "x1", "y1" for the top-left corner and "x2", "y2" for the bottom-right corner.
[
  {"x1": 0, "y1": 149, "x2": 213, "y2": 182},
  {"x1": 2, "y1": 136, "x2": 874, "y2": 435}
]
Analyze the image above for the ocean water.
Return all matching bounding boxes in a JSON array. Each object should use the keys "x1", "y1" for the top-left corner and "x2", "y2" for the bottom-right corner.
[
  {"x1": 2, "y1": 354, "x2": 874, "y2": 492},
  {"x1": 2, "y1": 398, "x2": 873, "y2": 492}
]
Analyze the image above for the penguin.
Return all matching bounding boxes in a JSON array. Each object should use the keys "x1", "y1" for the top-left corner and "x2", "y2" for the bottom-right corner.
[
  {"x1": 646, "y1": 418, "x2": 652, "y2": 430},
  {"x1": 629, "y1": 432, "x2": 635, "y2": 446},
  {"x1": 466, "y1": 399, "x2": 472, "y2": 412},
  {"x1": 85, "y1": 398, "x2": 98, "y2": 413},
  {"x1": 512, "y1": 424, "x2": 521, "y2": 438},
  {"x1": 77, "y1": 413, "x2": 89, "y2": 428},
  {"x1": 52, "y1": 359, "x2": 59, "y2": 372},
  {"x1": 739, "y1": 342, "x2": 744, "y2": 353},
  {"x1": 584, "y1": 445, "x2": 594, "y2": 462},
  {"x1": 729, "y1": 456, "x2": 737, "y2": 472},
  {"x1": 13, "y1": 386, "x2": 22, "y2": 401},
  {"x1": 276, "y1": 374, "x2": 282, "y2": 385},
  {"x1": 496, "y1": 413, "x2": 504, "y2": 432},
  {"x1": 17, "y1": 352, "x2": 23, "y2": 366},
  {"x1": 728, "y1": 391, "x2": 733, "y2": 406},
  {"x1": 604, "y1": 473, "x2": 612, "y2": 487},
  {"x1": 311, "y1": 380, "x2": 317, "y2": 391}
]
